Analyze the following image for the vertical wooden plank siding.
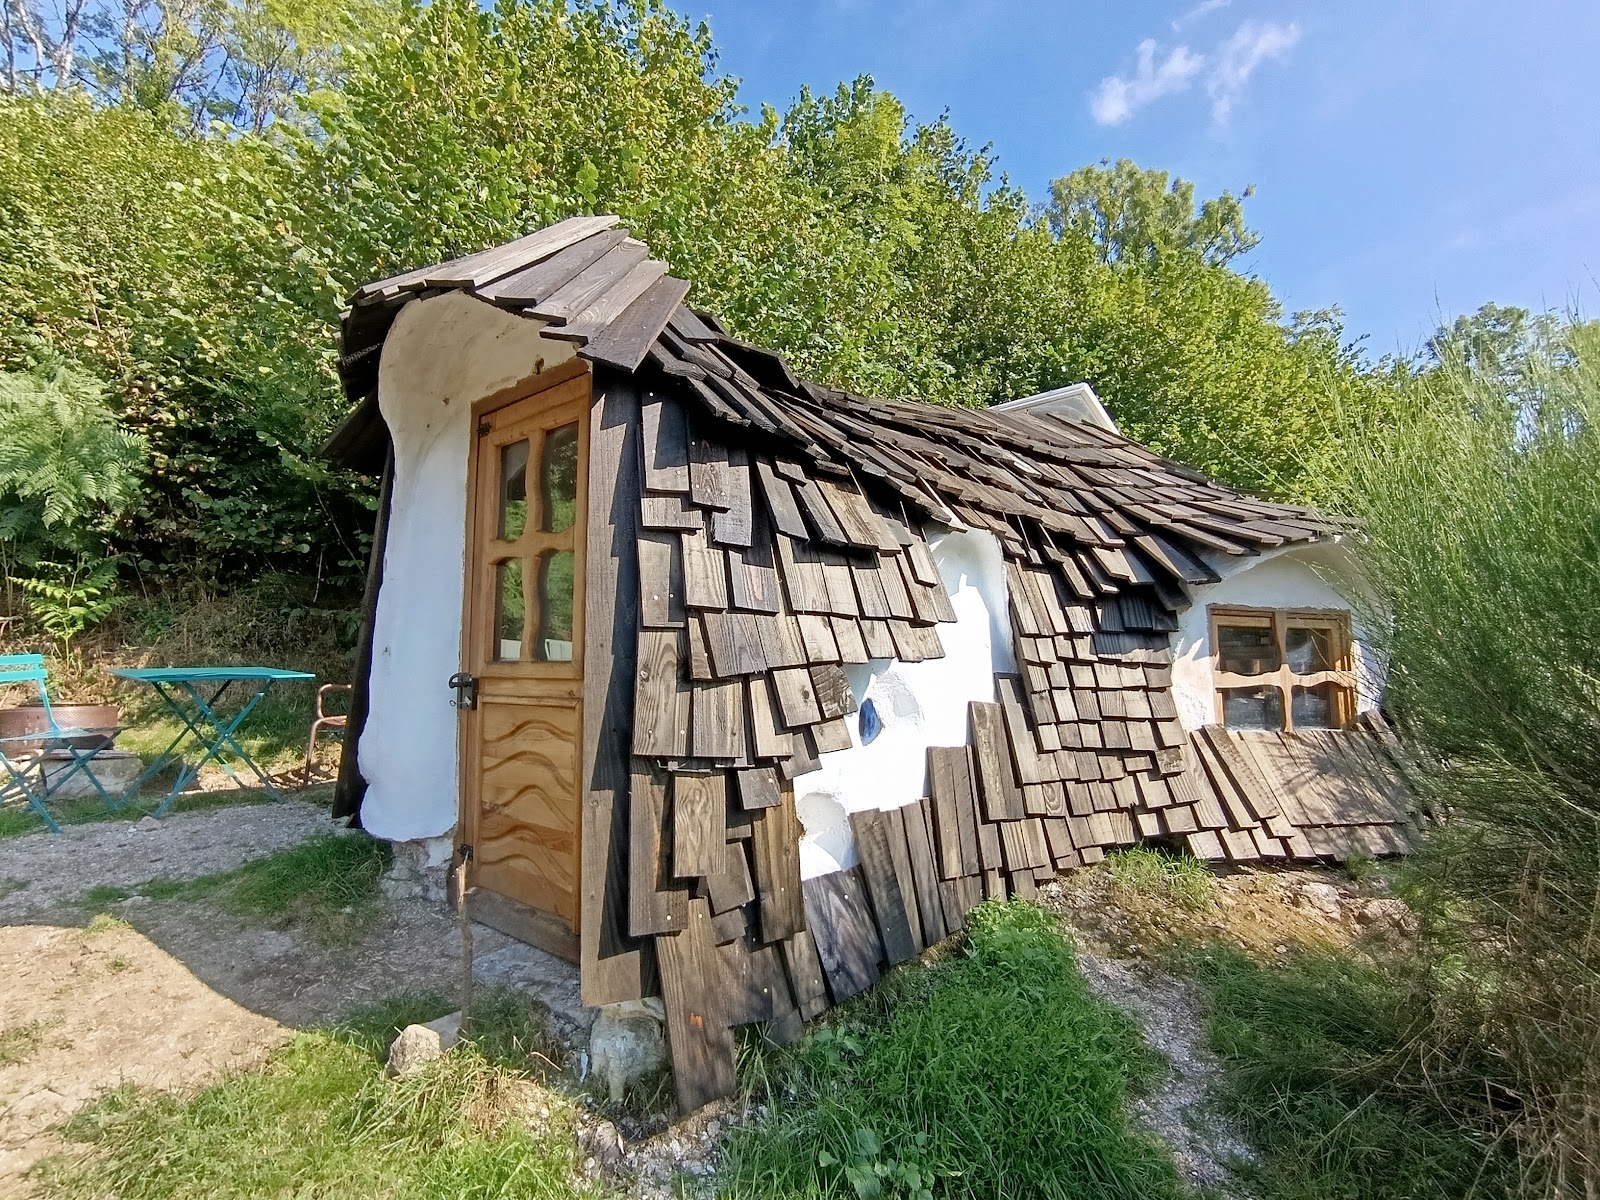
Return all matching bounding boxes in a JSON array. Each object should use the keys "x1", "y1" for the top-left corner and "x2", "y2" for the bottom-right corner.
[{"x1": 579, "y1": 369, "x2": 650, "y2": 1006}]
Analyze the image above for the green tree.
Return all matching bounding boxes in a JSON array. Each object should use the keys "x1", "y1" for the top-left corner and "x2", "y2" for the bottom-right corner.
[{"x1": 1046, "y1": 157, "x2": 1258, "y2": 267}]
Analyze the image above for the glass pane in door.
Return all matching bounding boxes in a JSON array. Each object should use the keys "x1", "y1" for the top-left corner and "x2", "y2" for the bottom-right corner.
[
  {"x1": 499, "y1": 440, "x2": 530, "y2": 540},
  {"x1": 540, "y1": 423, "x2": 579, "y2": 534},
  {"x1": 493, "y1": 559, "x2": 525, "y2": 661},
  {"x1": 536, "y1": 550, "x2": 575, "y2": 662}
]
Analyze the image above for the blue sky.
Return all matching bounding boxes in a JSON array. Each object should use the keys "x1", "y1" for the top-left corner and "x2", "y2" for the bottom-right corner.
[{"x1": 678, "y1": 1, "x2": 1600, "y2": 361}]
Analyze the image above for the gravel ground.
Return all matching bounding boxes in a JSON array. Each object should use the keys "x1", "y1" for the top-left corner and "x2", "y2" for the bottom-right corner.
[
  {"x1": 1078, "y1": 951, "x2": 1256, "y2": 1193},
  {"x1": 0, "y1": 800, "x2": 339, "y2": 919}
]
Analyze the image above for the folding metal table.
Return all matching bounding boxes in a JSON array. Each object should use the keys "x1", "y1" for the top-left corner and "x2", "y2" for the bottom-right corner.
[{"x1": 112, "y1": 666, "x2": 316, "y2": 815}]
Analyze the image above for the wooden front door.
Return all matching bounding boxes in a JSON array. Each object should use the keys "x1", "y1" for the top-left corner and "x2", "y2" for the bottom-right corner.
[{"x1": 461, "y1": 368, "x2": 589, "y2": 939}]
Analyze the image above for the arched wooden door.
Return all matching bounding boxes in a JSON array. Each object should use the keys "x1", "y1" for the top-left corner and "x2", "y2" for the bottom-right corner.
[{"x1": 460, "y1": 365, "x2": 589, "y2": 955}]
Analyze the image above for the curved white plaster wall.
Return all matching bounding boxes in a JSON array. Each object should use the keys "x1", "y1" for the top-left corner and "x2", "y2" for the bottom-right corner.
[
  {"x1": 793, "y1": 527, "x2": 1016, "y2": 879},
  {"x1": 1170, "y1": 541, "x2": 1385, "y2": 731},
  {"x1": 361, "y1": 291, "x2": 576, "y2": 841}
]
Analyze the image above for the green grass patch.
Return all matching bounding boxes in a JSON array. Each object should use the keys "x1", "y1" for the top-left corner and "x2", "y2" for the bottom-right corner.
[
  {"x1": 42, "y1": 990, "x2": 594, "y2": 1200},
  {"x1": 1189, "y1": 944, "x2": 1517, "y2": 1200},
  {"x1": 1105, "y1": 846, "x2": 1215, "y2": 911},
  {"x1": 76, "y1": 831, "x2": 390, "y2": 943},
  {"x1": 80, "y1": 884, "x2": 131, "y2": 907},
  {"x1": 722, "y1": 901, "x2": 1181, "y2": 1200},
  {"x1": 0, "y1": 1018, "x2": 54, "y2": 1067}
]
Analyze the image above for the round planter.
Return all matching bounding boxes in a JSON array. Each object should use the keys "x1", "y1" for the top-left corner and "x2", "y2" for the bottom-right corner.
[{"x1": 0, "y1": 704, "x2": 120, "y2": 752}]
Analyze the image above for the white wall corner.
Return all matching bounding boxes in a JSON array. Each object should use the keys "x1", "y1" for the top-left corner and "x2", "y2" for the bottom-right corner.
[{"x1": 359, "y1": 292, "x2": 578, "y2": 842}]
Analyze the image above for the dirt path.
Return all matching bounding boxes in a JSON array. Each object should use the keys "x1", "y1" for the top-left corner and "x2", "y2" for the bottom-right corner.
[
  {"x1": 0, "y1": 918, "x2": 287, "y2": 1189},
  {"x1": 0, "y1": 803, "x2": 584, "y2": 1198}
]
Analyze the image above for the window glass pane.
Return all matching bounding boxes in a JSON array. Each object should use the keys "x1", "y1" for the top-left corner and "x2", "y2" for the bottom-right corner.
[
  {"x1": 1286, "y1": 624, "x2": 1336, "y2": 674},
  {"x1": 540, "y1": 423, "x2": 579, "y2": 534},
  {"x1": 1221, "y1": 685, "x2": 1284, "y2": 731},
  {"x1": 1292, "y1": 683, "x2": 1345, "y2": 729},
  {"x1": 536, "y1": 549, "x2": 575, "y2": 662},
  {"x1": 499, "y1": 440, "x2": 529, "y2": 540},
  {"x1": 1217, "y1": 623, "x2": 1279, "y2": 676},
  {"x1": 493, "y1": 559, "x2": 524, "y2": 661}
]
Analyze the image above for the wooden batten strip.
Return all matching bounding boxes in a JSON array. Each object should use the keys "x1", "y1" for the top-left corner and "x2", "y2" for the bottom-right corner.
[
  {"x1": 656, "y1": 898, "x2": 737, "y2": 1112},
  {"x1": 640, "y1": 394, "x2": 690, "y2": 493},
  {"x1": 968, "y1": 701, "x2": 1025, "y2": 821},
  {"x1": 637, "y1": 531, "x2": 686, "y2": 628},
  {"x1": 752, "y1": 791, "x2": 805, "y2": 942},
  {"x1": 781, "y1": 930, "x2": 831, "y2": 1021},
  {"x1": 901, "y1": 800, "x2": 948, "y2": 945},
  {"x1": 577, "y1": 275, "x2": 693, "y2": 372},
  {"x1": 632, "y1": 629, "x2": 690, "y2": 758},
  {"x1": 672, "y1": 772, "x2": 727, "y2": 878},
  {"x1": 711, "y1": 447, "x2": 754, "y2": 547},
  {"x1": 802, "y1": 867, "x2": 883, "y2": 1004},
  {"x1": 627, "y1": 766, "x2": 688, "y2": 937},
  {"x1": 681, "y1": 521, "x2": 730, "y2": 610}
]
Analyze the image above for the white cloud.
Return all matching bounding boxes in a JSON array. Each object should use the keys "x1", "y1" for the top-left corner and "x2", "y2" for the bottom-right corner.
[
  {"x1": 1207, "y1": 20, "x2": 1301, "y2": 122},
  {"x1": 1089, "y1": 38, "x2": 1206, "y2": 126},
  {"x1": 1172, "y1": 0, "x2": 1230, "y2": 33},
  {"x1": 1088, "y1": 18, "x2": 1301, "y2": 127}
]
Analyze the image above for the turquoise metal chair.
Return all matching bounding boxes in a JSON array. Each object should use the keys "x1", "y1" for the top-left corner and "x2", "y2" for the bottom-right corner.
[{"x1": 0, "y1": 653, "x2": 123, "y2": 833}]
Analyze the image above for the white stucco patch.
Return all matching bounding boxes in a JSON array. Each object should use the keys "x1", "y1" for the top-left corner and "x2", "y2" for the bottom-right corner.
[
  {"x1": 360, "y1": 291, "x2": 576, "y2": 841},
  {"x1": 1170, "y1": 541, "x2": 1384, "y2": 730},
  {"x1": 793, "y1": 526, "x2": 1014, "y2": 879}
]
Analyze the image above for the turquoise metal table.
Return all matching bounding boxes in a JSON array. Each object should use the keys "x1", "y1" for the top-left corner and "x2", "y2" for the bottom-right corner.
[{"x1": 112, "y1": 667, "x2": 316, "y2": 814}]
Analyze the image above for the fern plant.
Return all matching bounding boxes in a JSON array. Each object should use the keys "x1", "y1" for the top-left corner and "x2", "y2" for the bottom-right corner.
[
  {"x1": 10, "y1": 557, "x2": 122, "y2": 648},
  {"x1": 0, "y1": 363, "x2": 145, "y2": 563}
]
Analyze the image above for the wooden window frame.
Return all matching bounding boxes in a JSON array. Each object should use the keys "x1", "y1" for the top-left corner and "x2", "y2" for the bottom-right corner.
[{"x1": 1209, "y1": 604, "x2": 1356, "y2": 732}]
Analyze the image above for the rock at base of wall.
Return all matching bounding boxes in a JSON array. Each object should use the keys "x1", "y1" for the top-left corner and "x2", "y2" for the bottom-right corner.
[
  {"x1": 589, "y1": 998, "x2": 667, "y2": 1101},
  {"x1": 380, "y1": 834, "x2": 454, "y2": 904}
]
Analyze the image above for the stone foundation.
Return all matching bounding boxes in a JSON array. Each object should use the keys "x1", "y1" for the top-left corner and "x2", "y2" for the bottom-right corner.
[{"x1": 379, "y1": 834, "x2": 454, "y2": 904}]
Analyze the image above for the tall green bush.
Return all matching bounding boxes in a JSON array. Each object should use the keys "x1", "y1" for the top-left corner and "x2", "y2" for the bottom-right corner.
[
  {"x1": 1340, "y1": 317, "x2": 1600, "y2": 1194},
  {"x1": 1, "y1": 0, "x2": 1410, "y2": 589}
]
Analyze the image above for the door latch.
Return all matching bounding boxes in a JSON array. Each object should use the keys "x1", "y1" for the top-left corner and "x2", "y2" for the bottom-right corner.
[{"x1": 448, "y1": 672, "x2": 479, "y2": 710}]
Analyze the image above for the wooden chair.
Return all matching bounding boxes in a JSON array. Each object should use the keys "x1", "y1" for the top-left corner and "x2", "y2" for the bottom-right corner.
[{"x1": 302, "y1": 683, "x2": 352, "y2": 787}]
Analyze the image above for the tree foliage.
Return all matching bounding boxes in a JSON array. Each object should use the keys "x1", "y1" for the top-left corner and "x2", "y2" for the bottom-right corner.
[{"x1": 0, "y1": 0, "x2": 1414, "y2": 587}]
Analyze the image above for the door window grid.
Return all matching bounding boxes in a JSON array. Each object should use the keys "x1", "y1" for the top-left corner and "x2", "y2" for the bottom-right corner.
[
  {"x1": 1210, "y1": 605, "x2": 1354, "y2": 731},
  {"x1": 488, "y1": 414, "x2": 581, "y2": 666}
]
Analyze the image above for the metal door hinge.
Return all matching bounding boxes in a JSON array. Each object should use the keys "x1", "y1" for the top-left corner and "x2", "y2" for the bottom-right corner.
[
  {"x1": 477, "y1": 420, "x2": 491, "y2": 438},
  {"x1": 448, "y1": 671, "x2": 479, "y2": 710}
]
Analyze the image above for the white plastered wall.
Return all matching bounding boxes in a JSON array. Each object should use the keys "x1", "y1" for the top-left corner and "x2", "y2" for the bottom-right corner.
[
  {"x1": 1170, "y1": 540, "x2": 1385, "y2": 731},
  {"x1": 792, "y1": 527, "x2": 1016, "y2": 880},
  {"x1": 360, "y1": 291, "x2": 577, "y2": 841}
]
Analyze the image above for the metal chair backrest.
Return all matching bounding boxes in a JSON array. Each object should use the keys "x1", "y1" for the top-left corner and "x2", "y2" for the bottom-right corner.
[{"x1": 0, "y1": 653, "x2": 54, "y2": 729}]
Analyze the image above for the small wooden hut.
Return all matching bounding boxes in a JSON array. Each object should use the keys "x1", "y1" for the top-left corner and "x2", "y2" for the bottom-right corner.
[{"x1": 325, "y1": 216, "x2": 1414, "y2": 1108}]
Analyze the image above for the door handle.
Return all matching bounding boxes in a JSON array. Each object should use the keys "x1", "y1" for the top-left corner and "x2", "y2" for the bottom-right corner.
[{"x1": 448, "y1": 672, "x2": 479, "y2": 710}]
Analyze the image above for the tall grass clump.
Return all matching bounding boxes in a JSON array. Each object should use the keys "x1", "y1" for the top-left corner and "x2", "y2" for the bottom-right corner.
[
  {"x1": 1340, "y1": 317, "x2": 1600, "y2": 1194},
  {"x1": 722, "y1": 901, "x2": 1180, "y2": 1200}
]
